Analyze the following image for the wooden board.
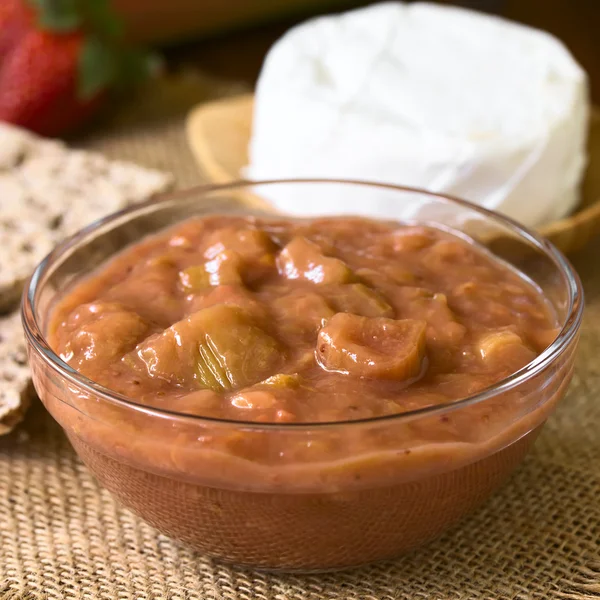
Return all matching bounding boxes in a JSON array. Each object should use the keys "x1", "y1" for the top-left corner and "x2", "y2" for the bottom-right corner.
[{"x1": 186, "y1": 93, "x2": 600, "y2": 254}]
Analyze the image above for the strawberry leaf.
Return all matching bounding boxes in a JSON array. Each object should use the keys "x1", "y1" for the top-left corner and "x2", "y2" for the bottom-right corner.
[
  {"x1": 30, "y1": 0, "x2": 82, "y2": 32},
  {"x1": 86, "y1": 0, "x2": 124, "y2": 40},
  {"x1": 78, "y1": 36, "x2": 117, "y2": 100}
]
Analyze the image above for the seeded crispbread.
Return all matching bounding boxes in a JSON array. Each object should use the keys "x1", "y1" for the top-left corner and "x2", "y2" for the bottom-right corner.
[
  {"x1": 0, "y1": 122, "x2": 174, "y2": 313},
  {"x1": 0, "y1": 122, "x2": 174, "y2": 432},
  {"x1": 0, "y1": 310, "x2": 33, "y2": 435}
]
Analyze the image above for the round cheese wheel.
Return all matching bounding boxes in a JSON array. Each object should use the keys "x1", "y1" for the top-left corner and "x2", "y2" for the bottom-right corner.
[{"x1": 246, "y1": 2, "x2": 589, "y2": 228}]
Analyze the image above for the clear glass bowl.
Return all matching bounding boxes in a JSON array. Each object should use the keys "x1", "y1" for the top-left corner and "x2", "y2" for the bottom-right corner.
[{"x1": 22, "y1": 180, "x2": 583, "y2": 572}]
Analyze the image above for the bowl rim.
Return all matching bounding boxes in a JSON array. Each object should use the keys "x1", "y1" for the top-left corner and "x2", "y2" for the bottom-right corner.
[{"x1": 21, "y1": 178, "x2": 585, "y2": 430}]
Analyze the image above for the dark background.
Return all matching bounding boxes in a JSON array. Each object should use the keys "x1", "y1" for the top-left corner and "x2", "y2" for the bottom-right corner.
[{"x1": 154, "y1": 0, "x2": 600, "y2": 102}]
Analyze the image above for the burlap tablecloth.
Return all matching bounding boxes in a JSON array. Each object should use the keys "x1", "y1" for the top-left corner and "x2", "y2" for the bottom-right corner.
[{"x1": 1, "y1": 74, "x2": 599, "y2": 600}]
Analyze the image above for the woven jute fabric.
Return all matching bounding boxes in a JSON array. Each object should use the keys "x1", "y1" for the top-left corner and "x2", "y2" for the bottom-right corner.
[{"x1": 1, "y1": 74, "x2": 599, "y2": 600}]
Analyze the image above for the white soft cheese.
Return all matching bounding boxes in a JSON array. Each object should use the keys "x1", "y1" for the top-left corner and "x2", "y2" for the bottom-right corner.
[{"x1": 246, "y1": 1, "x2": 589, "y2": 228}]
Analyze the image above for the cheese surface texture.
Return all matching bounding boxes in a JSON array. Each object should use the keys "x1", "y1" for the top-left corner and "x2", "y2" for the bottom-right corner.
[{"x1": 246, "y1": 2, "x2": 589, "y2": 227}]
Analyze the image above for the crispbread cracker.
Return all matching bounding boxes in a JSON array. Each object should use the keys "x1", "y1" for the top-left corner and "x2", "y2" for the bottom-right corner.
[
  {"x1": 0, "y1": 310, "x2": 33, "y2": 435},
  {"x1": 0, "y1": 122, "x2": 174, "y2": 313},
  {"x1": 0, "y1": 122, "x2": 174, "y2": 432}
]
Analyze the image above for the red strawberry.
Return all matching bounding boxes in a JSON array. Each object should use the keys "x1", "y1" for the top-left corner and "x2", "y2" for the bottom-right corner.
[
  {"x1": 0, "y1": 0, "x2": 31, "y2": 62},
  {"x1": 0, "y1": 29, "x2": 105, "y2": 137},
  {"x1": 0, "y1": 0, "x2": 155, "y2": 137}
]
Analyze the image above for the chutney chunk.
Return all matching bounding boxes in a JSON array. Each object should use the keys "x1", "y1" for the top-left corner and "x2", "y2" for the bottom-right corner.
[
  {"x1": 271, "y1": 290, "x2": 335, "y2": 339},
  {"x1": 317, "y1": 313, "x2": 427, "y2": 381},
  {"x1": 391, "y1": 227, "x2": 435, "y2": 252},
  {"x1": 186, "y1": 284, "x2": 267, "y2": 322},
  {"x1": 49, "y1": 215, "x2": 558, "y2": 424},
  {"x1": 391, "y1": 287, "x2": 466, "y2": 346},
  {"x1": 476, "y1": 329, "x2": 536, "y2": 373},
  {"x1": 204, "y1": 227, "x2": 276, "y2": 261},
  {"x1": 324, "y1": 283, "x2": 394, "y2": 318},
  {"x1": 105, "y1": 257, "x2": 182, "y2": 325},
  {"x1": 204, "y1": 250, "x2": 244, "y2": 286},
  {"x1": 277, "y1": 236, "x2": 354, "y2": 284},
  {"x1": 178, "y1": 265, "x2": 211, "y2": 292},
  {"x1": 204, "y1": 227, "x2": 277, "y2": 285},
  {"x1": 129, "y1": 305, "x2": 282, "y2": 391},
  {"x1": 260, "y1": 373, "x2": 302, "y2": 388},
  {"x1": 57, "y1": 302, "x2": 151, "y2": 376}
]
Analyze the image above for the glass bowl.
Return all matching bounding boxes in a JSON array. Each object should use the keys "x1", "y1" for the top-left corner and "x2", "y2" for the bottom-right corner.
[{"x1": 22, "y1": 180, "x2": 583, "y2": 572}]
